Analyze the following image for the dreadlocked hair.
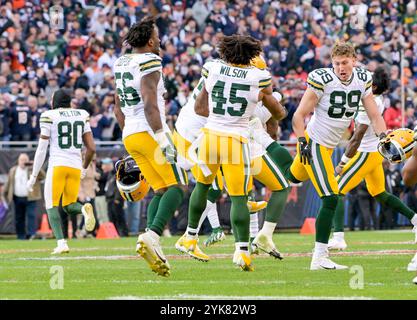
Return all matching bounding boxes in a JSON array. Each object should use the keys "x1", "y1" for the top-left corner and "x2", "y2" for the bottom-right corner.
[
  {"x1": 372, "y1": 67, "x2": 390, "y2": 95},
  {"x1": 124, "y1": 16, "x2": 156, "y2": 48},
  {"x1": 218, "y1": 35, "x2": 262, "y2": 66}
]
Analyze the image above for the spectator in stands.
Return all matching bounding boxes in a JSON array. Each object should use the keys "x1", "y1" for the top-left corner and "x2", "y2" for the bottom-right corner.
[
  {"x1": 44, "y1": 73, "x2": 59, "y2": 104},
  {"x1": 74, "y1": 87, "x2": 93, "y2": 115},
  {"x1": 4, "y1": 153, "x2": 45, "y2": 240},
  {"x1": 28, "y1": 95, "x2": 40, "y2": 141},
  {"x1": 97, "y1": 44, "x2": 117, "y2": 70},
  {"x1": 384, "y1": 99, "x2": 403, "y2": 130},
  {"x1": 10, "y1": 96, "x2": 32, "y2": 142},
  {"x1": 0, "y1": 97, "x2": 10, "y2": 142}
]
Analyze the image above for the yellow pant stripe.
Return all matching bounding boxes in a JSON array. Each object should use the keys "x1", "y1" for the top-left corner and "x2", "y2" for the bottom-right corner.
[
  {"x1": 262, "y1": 154, "x2": 289, "y2": 189},
  {"x1": 338, "y1": 152, "x2": 369, "y2": 192}
]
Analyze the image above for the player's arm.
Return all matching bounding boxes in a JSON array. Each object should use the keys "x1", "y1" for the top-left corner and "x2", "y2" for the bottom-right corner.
[
  {"x1": 402, "y1": 146, "x2": 417, "y2": 186},
  {"x1": 141, "y1": 71, "x2": 163, "y2": 132},
  {"x1": 335, "y1": 124, "x2": 368, "y2": 174},
  {"x1": 82, "y1": 131, "x2": 96, "y2": 170},
  {"x1": 292, "y1": 88, "x2": 318, "y2": 164},
  {"x1": 194, "y1": 85, "x2": 209, "y2": 117},
  {"x1": 265, "y1": 117, "x2": 278, "y2": 141},
  {"x1": 362, "y1": 93, "x2": 387, "y2": 138},
  {"x1": 141, "y1": 70, "x2": 176, "y2": 163},
  {"x1": 114, "y1": 93, "x2": 125, "y2": 130},
  {"x1": 261, "y1": 86, "x2": 287, "y2": 121},
  {"x1": 27, "y1": 135, "x2": 49, "y2": 192}
]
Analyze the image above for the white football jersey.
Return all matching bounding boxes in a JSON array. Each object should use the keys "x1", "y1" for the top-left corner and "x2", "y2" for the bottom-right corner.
[
  {"x1": 249, "y1": 103, "x2": 273, "y2": 159},
  {"x1": 113, "y1": 53, "x2": 168, "y2": 139},
  {"x1": 356, "y1": 94, "x2": 385, "y2": 153},
  {"x1": 175, "y1": 77, "x2": 207, "y2": 143},
  {"x1": 306, "y1": 67, "x2": 373, "y2": 148},
  {"x1": 202, "y1": 59, "x2": 272, "y2": 139},
  {"x1": 39, "y1": 108, "x2": 91, "y2": 169}
]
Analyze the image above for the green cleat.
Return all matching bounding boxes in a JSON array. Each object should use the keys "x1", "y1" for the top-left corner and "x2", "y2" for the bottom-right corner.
[{"x1": 203, "y1": 227, "x2": 226, "y2": 247}]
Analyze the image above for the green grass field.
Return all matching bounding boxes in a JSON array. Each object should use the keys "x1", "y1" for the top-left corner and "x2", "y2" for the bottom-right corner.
[{"x1": 1, "y1": 230, "x2": 416, "y2": 300}]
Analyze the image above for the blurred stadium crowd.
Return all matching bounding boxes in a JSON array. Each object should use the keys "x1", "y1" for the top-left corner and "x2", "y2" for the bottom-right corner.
[{"x1": 0, "y1": 0, "x2": 416, "y2": 144}]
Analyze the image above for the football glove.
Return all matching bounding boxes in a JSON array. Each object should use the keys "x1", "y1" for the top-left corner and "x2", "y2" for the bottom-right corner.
[
  {"x1": 298, "y1": 137, "x2": 312, "y2": 165},
  {"x1": 155, "y1": 130, "x2": 177, "y2": 164}
]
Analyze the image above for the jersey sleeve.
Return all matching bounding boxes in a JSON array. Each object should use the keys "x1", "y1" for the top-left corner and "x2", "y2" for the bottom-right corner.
[
  {"x1": 83, "y1": 112, "x2": 92, "y2": 134},
  {"x1": 39, "y1": 111, "x2": 52, "y2": 137},
  {"x1": 306, "y1": 71, "x2": 324, "y2": 98},
  {"x1": 254, "y1": 104, "x2": 272, "y2": 124},
  {"x1": 258, "y1": 69, "x2": 272, "y2": 89},
  {"x1": 201, "y1": 61, "x2": 213, "y2": 79},
  {"x1": 138, "y1": 54, "x2": 162, "y2": 76},
  {"x1": 355, "y1": 108, "x2": 371, "y2": 126},
  {"x1": 363, "y1": 70, "x2": 373, "y2": 98}
]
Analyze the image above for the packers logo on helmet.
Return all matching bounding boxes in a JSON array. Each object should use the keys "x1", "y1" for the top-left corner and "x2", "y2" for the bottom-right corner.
[
  {"x1": 115, "y1": 155, "x2": 150, "y2": 202},
  {"x1": 377, "y1": 128, "x2": 417, "y2": 163},
  {"x1": 250, "y1": 55, "x2": 267, "y2": 70}
]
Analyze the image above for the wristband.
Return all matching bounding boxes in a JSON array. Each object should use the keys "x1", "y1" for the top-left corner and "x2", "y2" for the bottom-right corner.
[{"x1": 341, "y1": 154, "x2": 351, "y2": 164}]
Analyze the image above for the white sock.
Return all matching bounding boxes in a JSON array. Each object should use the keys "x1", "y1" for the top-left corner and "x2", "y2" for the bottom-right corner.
[
  {"x1": 196, "y1": 200, "x2": 213, "y2": 234},
  {"x1": 207, "y1": 202, "x2": 220, "y2": 229},
  {"x1": 333, "y1": 231, "x2": 345, "y2": 240},
  {"x1": 250, "y1": 213, "x2": 259, "y2": 238},
  {"x1": 261, "y1": 221, "x2": 276, "y2": 238},
  {"x1": 314, "y1": 242, "x2": 328, "y2": 257},
  {"x1": 57, "y1": 239, "x2": 67, "y2": 247},
  {"x1": 411, "y1": 214, "x2": 417, "y2": 226},
  {"x1": 186, "y1": 227, "x2": 198, "y2": 238},
  {"x1": 148, "y1": 229, "x2": 160, "y2": 241},
  {"x1": 236, "y1": 241, "x2": 249, "y2": 253}
]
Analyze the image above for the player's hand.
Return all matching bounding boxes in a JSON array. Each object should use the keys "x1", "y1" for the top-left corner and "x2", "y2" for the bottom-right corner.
[
  {"x1": 298, "y1": 137, "x2": 312, "y2": 165},
  {"x1": 81, "y1": 168, "x2": 87, "y2": 180},
  {"x1": 335, "y1": 162, "x2": 345, "y2": 175},
  {"x1": 26, "y1": 175, "x2": 37, "y2": 193},
  {"x1": 155, "y1": 130, "x2": 177, "y2": 164}
]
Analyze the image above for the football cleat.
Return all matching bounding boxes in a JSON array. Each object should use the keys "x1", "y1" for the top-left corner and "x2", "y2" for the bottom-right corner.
[
  {"x1": 247, "y1": 200, "x2": 267, "y2": 213},
  {"x1": 407, "y1": 252, "x2": 417, "y2": 271},
  {"x1": 51, "y1": 242, "x2": 70, "y2": 255},
  {"x1": 249, "y1": 237, "x2": 259, "y2": 255},
  {"x1": 252, "y1": 233, "x2": 283, "y2": 260},
  {"x1": 232, "y1": 249, "x2": 240, "y2": 265},
  {"x1": 413, "y1": 276, "x2": 417, "y2": 285},
  {"x1": 235, "y1": 251, "x2": 254, "y2": 272},
  {"x1": 81, "y1": 203, "x2": 96, "y2": 232},
  {"x1": 310, "y1": 249, "x2": 348, "y2": 270},
  {"x1": 136, "y1": 231, "x2": 170, "y2": 277},
  {"x1": 175, "y1": 234, "x2": 210, "y2": 262},
  {"x1": 203, "y1": 227, "x2": 226, "y2": 247},
  {"x1": 328, "y1": 237, "x2": 347, "y2": 251}
]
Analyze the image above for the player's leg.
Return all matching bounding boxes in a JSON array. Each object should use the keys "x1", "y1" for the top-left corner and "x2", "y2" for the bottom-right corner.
[
  {"x1": 177, "y1": 132, "x2": 219, "y2": 261},
  {"x1": 304, "y1": 139, "x2": 347, "y2": 270},
  {"x1": 45, "y1": 166, "x2": 68, "y2": 254},
  {"x1": 252, "y1": 153, "x2": 290, "y2": 259},
  {"x1": 266, "y1": 141, "x2": 294, "y2": 175},
  {"x1": 365, "y1": 157, "x2": 417, "y2": 243},
  {"x1": 330, "y1": 152, "x2": 372, "y2": 250},
  {"x1": 222, "y1": 140, "x2": 253, "y2": 271},
  {"x1": 125, "y1": 132, "x2": 187, "y2": 277},
  {"x1": 61, "y1": 167, "x2": 96, "y2": 232},
  {"x1": 202, "y1": 173, "x2": 226, "y2": 246}
]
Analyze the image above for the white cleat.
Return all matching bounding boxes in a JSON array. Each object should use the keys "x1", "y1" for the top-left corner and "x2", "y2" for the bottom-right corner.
[
  {"x1": 413, "y1": 276, "x2": 417, "y2": 285},
  {"x1": 136, "y1": 231, "x2": 170, "y2": 277},
  {"x1": 252, "y1": 233, "x2": 283, "y2": 260},
  {"x1": 51, "y1": 243, "x2": 70, "y2": 255},
  {"x1": 407, "y1": 252, "x2": 417, "y2": 271},
  {"x1": 232, "y1": 249, "x2": 240, "y2": 265},
  {"x1": 310, "y1": 250, "x2": 348, "y2": 270},
  {"x1": 328, "y1": 237, "x2": 347, "y2": 251},
  {"x1": 82, "y1": 203, "x2": 96, "y2": 232}
]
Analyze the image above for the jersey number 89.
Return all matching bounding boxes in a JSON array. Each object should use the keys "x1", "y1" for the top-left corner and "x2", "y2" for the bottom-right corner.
[{"x1": 328, "y1": 90, "x2": 361, "y2": 119}]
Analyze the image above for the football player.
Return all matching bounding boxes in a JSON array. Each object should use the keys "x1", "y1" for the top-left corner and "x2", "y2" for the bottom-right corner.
[
  {"x1": 329, "y1": 67, "x2": 417, "y2": 250},
  {"x1": 286, "y1": 42, "x2": 387, "y2": 270},
  {"x1": 26, "y1": 89, "x2": 96, "y2": 254},
  {"x1": 113, "y1": 17, "x2": 187, "y2": 277},
  {"x1": 176, "y1": 35, "x2": 287, "y2": 271}
]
